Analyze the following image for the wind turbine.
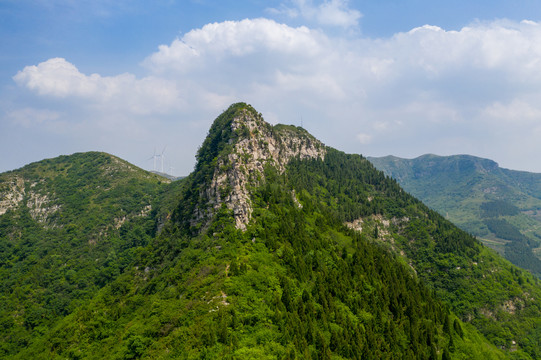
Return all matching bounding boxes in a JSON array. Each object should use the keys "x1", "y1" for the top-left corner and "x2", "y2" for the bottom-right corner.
[
  {"x1": 148, "y1": 148, "x2": 159, "y2": 171},
  {"x1": 160, "y1": 146, "x2": 166, "y2": 173}
]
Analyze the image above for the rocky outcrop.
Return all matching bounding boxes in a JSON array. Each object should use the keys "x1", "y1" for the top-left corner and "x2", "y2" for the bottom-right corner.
[
  {"x1": 0, "y1": 176, "x2": 60, "y2": 225},
  {"x1": 0, "y1": 176, "x2": 25, "y2": 216},
  {"x1": 27, "y1": 188, "x2": 60, "y2": 224},
  {"x1": 197, "y1": 107, "x2": 326, "y2": 230}
]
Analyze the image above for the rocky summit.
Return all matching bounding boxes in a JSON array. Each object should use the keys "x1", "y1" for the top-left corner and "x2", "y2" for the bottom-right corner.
[{"x1": 183, "y1": 103, "x2": 325, "y2": 231}]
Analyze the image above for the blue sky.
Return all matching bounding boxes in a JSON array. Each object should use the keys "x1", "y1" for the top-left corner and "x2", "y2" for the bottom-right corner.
[{"x1": 2, "y1": 0, "x2": 541, "y2": 175}]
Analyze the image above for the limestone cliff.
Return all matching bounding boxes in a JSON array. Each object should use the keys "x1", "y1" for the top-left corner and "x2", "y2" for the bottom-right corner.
[
  {"x1": 190, "y1": 103, "x2": 326, "y2": 230},
  {"x1": 0, "y1": 175, "x2": 60, "y2": 225},
  {"x1": 0, "y1": 176, "x2": 25, "y2": 216}
]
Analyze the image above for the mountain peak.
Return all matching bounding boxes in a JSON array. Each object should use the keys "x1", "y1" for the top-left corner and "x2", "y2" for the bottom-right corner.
[
  {"x1": 0, "y1": 151, "x2": 166, "y2": 229},
  {"x1": 187, "y1": 103, "x2": 326, "y2": 231}
]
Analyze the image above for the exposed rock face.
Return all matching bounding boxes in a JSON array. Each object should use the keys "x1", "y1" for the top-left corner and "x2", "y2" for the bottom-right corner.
[
  {"x1": 0, "y1": 176, "x2": 25, "y2": 216},
  {"x1": 0, "y1": 176, "x2": 60, "y2": 224},
  {"x1": 345, "y1": 218, "x2": 364, "y2": 233},
  {"x1": 27, "y1": 188, "x2": 60, "y2": 224},
  {"x1": 197, "y1": 107, "x2": 326, "y2": 230}
]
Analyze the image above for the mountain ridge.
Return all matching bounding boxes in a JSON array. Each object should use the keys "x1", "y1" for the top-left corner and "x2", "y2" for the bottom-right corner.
[{"x1": 1, "y1": 104, "x2": 541, "y2": 358}]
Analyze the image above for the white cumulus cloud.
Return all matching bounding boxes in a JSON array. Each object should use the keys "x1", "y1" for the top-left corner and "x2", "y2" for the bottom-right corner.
[
  {"x1": 9, "y1": 17, "x2": 541, "y2": 173},
  {"x1": 145, "y1": 18, "x2": 324, "y2": 74},
  {"x1": 14, "y1": 57, "x2": 182, "y2": 115}
]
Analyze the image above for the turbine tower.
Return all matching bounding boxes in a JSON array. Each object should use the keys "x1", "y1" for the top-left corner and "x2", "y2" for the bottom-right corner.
[
  {"x1": 160, "y1": 146, "x2": 166, "y2": 173},
  {"x1": 148, "y1": 148, "x2": 159, "y2": 171}
]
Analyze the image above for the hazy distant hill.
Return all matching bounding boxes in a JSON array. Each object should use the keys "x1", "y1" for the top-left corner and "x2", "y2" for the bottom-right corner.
[
  {"x1": 368, "y1": 154, "x2": 541, "y2": 276},
  {"x1": 150, "y1": 170, "x2": 185, "y2": 181},
  {"x1": 2, "y1": 106, "x2": 541, "y2": 358}
]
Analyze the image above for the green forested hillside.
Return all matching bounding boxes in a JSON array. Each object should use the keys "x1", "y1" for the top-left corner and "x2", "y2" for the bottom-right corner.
[
  {"x1": 1, "y1": 104, "x2": 541, "y2": 359},
  {"x1": 368, "y1": 154, "x2": 541, "y2": 277},
  {"x1": 0, "y1": 152, "x2": 183, "y2": 355}
]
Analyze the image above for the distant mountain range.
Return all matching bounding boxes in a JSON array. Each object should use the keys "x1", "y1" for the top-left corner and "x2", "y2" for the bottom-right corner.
[{"x1": 368, "y1": 154, "x2": 541, "y2": 276}]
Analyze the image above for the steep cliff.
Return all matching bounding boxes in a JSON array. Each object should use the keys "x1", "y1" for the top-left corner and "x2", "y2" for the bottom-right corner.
[{"x1": 181, "y1": 102, "x2": 325, "y2": 231}]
